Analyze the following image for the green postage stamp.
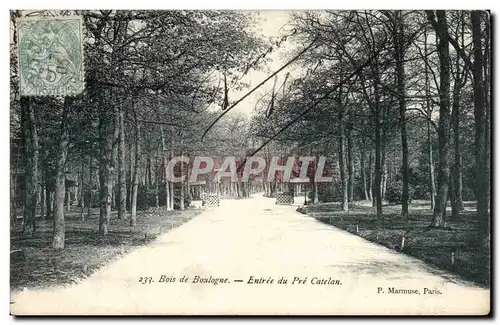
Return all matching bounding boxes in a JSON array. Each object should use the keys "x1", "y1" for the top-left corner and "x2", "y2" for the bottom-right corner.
[{"x1": 17, "y1": 16, "x2": 85, "y2": 97}]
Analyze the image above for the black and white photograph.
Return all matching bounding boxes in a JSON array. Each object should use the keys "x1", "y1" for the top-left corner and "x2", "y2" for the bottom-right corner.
[{"x1": 8, "y1": 8, "x2": 492, "y2": 316}]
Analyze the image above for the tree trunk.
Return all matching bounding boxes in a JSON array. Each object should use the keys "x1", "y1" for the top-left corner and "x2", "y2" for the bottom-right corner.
[
  {"x1": 424, "y1": 25, "x2": 436, "y2": 210},
  {"x1": 117, "y1": 104, "x2": 126, "y2": 220},
  {"x1": 367, "y1": 149, "x2": 373, "y2": 201},
  {"x1": 11, "y1": 172, "x2": 17, "y2": 226},
  {"x1": 186, "y1": 156, "x2": 190, "y2": 203},
  {"x1": 87, "y1": 144, "x2": 93, "y2": 220},
  {"x1": 394, "y1": 12, "x2": 409, "y2": 222},
  {"x1": 179, "y1": 150, "x2": 185, "y2": 210},
  {"x1": 338, "y1": 103, "x2": 348, "y2": 211},
  {"x1": 147, "y1": 154, "x2": 152, "y2": 188},
  {"x1": 482, "y1": 13, "x2": 491, "y2": 217},
  {"x1": 127, "y1": 141, "x2": 133, "y2": 211},
  {"x1": 338, "y1": 116, "x2": 348, "y2": 211},
  {"x1": 169, "y1": 180, "x2": 174, "y2": 210},
  {"x1": 160, "y1": 128, "x2": 172, "y2": 211},
  {"x1": 110, "y1": 101, "x2": 119, "y2": 212},
  {"x1": 381, "y1": 130, "x2": 388, "y2": 202},
  {"x1": 313, "y1": 180, "x2": 319, "y2": 204},
  {"x1": 169, "y1": 127, "x2": 175, "y2": 210},
  {"x1": 451, "y1": 58, "x2": 464, "y2": 218},
  {"x1": 52, "y1": 98, "x2": 71, "y2": 249},
  {"x1": 80, "y1": 148, "x2": 85, "y2": 221},
  {"x1": 372, "y1": 61, "x2": 383, "y2": 223},
  {"x1": 130, "y1": 120, "x2": 140, "y2": 226},
  {"x1": 66, "y1": 187, "x2": 71, "y2": 212},
  {"x1": 21, "y1": 97, "x2": 39, "y2": 235},
  {"x1": 155, "y1": 151, "x2": 160, "y2": 208},
  {"x1": 98, "y1": 95, "x2": 113, "y2": 236},
  {"x1": 242, "y1": 181, "x2": 247, "y2": 198},
  {"x1": 39, "y1": 180, "x2": 45, "y2": 219},
  {"x1": 49, "y1": 192, "x2": 55, "y2": 219},
  {"x1": 428, "y1": 121, "x2": 437, "y2": 210},
  {"x1": 37, "y1": 156, "x2": 44, "y2": 219},
  {"x1": 347, "y1": 127, "x2": 354, "y2": 203},
  {"x1": 374, "y1": 135, "x2": 382, "y2": 217},
  {"x1": 427, "y1": 10, "x2": 451, "y2": 228},
  {"x1": 360, "y1": 147, "x2": 368, "y2": 200},
  {"x1": 46, "y1": 180, "x2": 52, "y2": 219},
  {"x1": 471, "y1": 10, "x2": 489, "y2": 252}
]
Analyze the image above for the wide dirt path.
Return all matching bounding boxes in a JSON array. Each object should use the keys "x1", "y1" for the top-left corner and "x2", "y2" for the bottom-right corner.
[{"x1": 11, "y1": 195, "x2": 489, "y2": 315}]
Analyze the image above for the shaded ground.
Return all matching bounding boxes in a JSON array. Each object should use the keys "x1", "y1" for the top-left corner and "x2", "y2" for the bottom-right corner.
[
  {"x1": 299, "y1": 200, "x2": 490, "y2": 287},
  {"x1": 10, "y1": 207, "x2": 201, "y2": 291}
]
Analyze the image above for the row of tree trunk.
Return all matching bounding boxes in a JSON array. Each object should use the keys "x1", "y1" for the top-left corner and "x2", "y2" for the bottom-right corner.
[{"x1": 335, "y1": 11, "x2": 484, "y2": 232}]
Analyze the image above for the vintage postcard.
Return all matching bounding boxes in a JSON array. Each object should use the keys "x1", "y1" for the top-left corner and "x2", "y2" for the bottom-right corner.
[{"x1": 9, "y1": 9, "x2": 491, "y2": 316}]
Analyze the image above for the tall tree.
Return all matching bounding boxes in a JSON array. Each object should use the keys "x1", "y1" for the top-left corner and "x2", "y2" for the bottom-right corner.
[
  {"x1": 482, "y1": 13, "x2": 491, "y2": 217},
  {"x1": 338, "y1": 89, "x2": 348, "y2": 212},
  {"x1": 347, "y1": 126, "x2": 354, "y2": 203},
  {"x1": 423, "y1": 26, "x2": 437, "y2": 210},
  {"x1": 427, "y1": 10, "x2": 451, "y2": 228},
  {"x1": 470, "y1": 10, "x2": 489, "y2": 251},
  {"x1": 390, "y1": 10, "x2": 410, "y2": 222},
  {"x1": 130, "y1": 108, "x2": 140, "y2": 226},
  {"x1": 98, "y1": 93, "x2": 114, "y2": 235},
  {"x1": 52, "y1": 98, "x2": 72, "y2": 249},
  {"x1": 21, "y1": 97, "x2": 39, "y2": 235},
  {"x1": 360, "y1": 146, "x2": 369, "y2": 200},
  {"x1": 450, "y1": 12, "x2": 466, "y2": 218},
  {"x1": 117, "y1": 102, "x2": 126, "y2": 220}
]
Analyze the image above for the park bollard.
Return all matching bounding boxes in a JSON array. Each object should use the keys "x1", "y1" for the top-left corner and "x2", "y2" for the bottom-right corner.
[
  {"x1": 451, "y1": 252, "x2": 455, "y2": 270},
  {"x1": 355, "y1": 224, "x2": 359, "y2": 234},
  {"x1": 400, "y1": 236, "x2": 405, "y2": 252}
]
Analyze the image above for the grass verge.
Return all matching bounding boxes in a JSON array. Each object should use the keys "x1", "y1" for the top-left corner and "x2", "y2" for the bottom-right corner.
[
  {"x1": 299, "y1": 200, "x2": 489, "y2": 288},
  {"x1": 10, "y1": 207, "x2": 201, "y2": 292}
]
